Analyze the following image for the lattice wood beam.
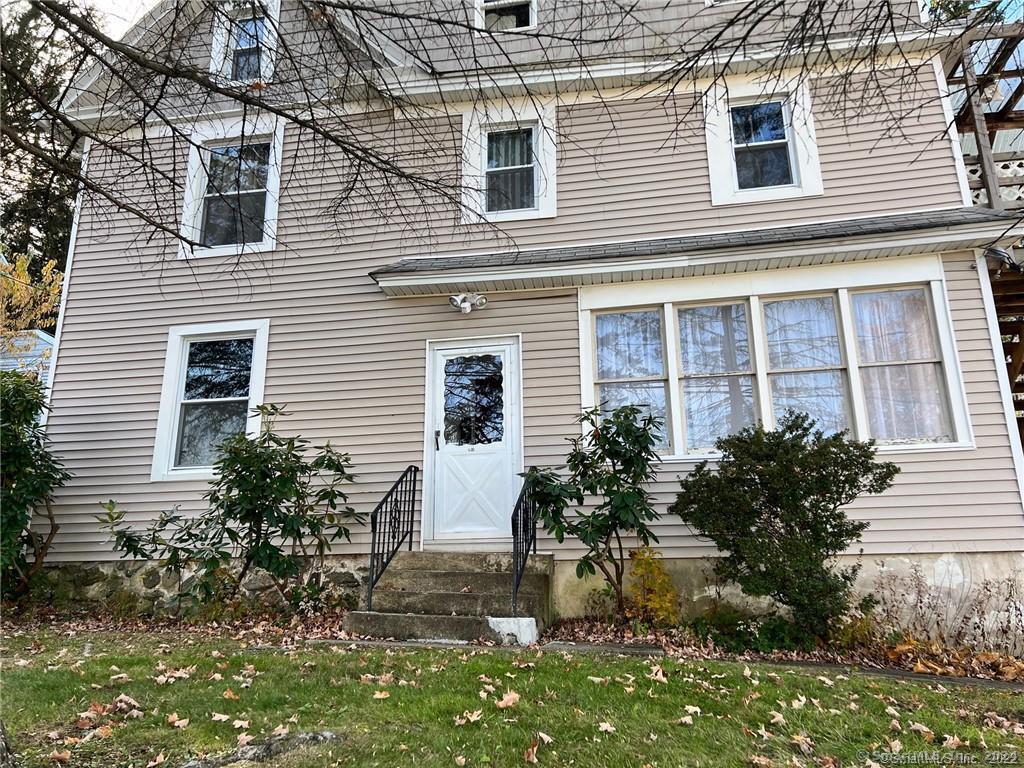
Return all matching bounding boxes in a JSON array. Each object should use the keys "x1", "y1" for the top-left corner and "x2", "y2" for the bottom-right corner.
[{"x1": 963, "y1": 45, "x2": 1005, "y2": 209}]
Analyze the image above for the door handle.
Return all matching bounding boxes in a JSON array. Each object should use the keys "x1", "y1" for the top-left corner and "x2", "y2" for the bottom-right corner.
[{"x1": 434, "y1": 429, "x2": 441, "y2": 450}]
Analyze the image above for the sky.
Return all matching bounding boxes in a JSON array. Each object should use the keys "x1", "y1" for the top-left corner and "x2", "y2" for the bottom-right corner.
[{"x1": 89, "y1": 0, "x2": 155, "y2": 39}]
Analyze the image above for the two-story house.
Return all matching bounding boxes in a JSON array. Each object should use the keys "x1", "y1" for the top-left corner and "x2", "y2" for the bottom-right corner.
[{"x1": 42, "y1": 0, "x2": 1024, "y2": 641}]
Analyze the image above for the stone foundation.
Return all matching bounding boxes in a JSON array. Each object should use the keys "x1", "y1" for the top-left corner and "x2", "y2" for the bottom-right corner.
[{"x1": 33, "y1": 558, "x2": 368, "y2": 616}]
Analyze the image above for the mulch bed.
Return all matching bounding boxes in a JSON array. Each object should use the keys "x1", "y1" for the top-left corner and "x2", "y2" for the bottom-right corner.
[{"x1": 543, "y1": 618, "x2": 1024, "y2": 684}]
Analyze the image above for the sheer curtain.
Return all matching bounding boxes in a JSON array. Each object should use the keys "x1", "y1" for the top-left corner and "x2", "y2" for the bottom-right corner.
[
  {"x1": 678, "y1": 303, "x2": 756, "y2": 451},
  {"x1": 763, "y1": 296, "x2": 849, "y2": 434},
  {"x1": 852, "y1": 289, "x2": 951, "y2": 442},
  {"x1": 594, "y1": 310, "x2": 668, "y2": 447}
]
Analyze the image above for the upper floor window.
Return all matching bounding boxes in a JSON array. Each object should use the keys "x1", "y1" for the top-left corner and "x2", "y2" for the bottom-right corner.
[
  {"x1": 229, "y1": 16, "x2": 266, "y2": 81},
  {"x1": 462, "y1": 100, "x2": 556, "y2": 223},
  {"x1": 730, "y1": 102, "x2": 794, "y2": 189},
  {"x1": 210, "y1": 0, "x2": 279, "y2": 83},
  {"x1": 704, "y1": 81, "x2": 823, "y2": 206},
  {"x1": 201, "y1": 142, "x2": 270, "y2": 247},
  {"x1": 151, "y1": 319, "x2": 270, "y2": 481},
  {"x1": 480, "y1": 0, "x2": 535, "y2": 31},
  {"x1": 486, "y1": 127, "x2": 536, "y2": 212},
  {"x1": 180, "y1": 116, "x2": 283, "y2": 258}
]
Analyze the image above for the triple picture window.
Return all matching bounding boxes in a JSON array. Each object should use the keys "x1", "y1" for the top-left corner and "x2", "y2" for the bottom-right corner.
[{"x1": 591, "y1": 285, "x2": 956, "y2": 455}]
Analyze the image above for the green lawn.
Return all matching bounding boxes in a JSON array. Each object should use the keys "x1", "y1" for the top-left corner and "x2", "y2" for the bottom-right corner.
[{"x1": 1, "y1": 628, "x2": 1021, "y2": 767}]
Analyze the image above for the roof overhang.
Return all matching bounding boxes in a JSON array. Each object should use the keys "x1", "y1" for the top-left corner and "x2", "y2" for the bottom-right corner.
[{"x1": 371, "y1": 212, "x2": 1024, "y2": 297}]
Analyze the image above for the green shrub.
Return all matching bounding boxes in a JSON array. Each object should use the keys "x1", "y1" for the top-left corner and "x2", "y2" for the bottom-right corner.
[
  {"x1": 671, "y1": 411, "x2": 899, "y2": 641},
  {"x1": 99, "y1": 404, "x2": 362, "y2": 606},
  {"x1": 527, "y1": 405, "x2": 662, "y2": 617},
  {"x1": 688, "y1": 604, "x2": 813, "y2": 653},
  {"x1": 0, "y1": 369, "x2": 70, "y2": 599}
]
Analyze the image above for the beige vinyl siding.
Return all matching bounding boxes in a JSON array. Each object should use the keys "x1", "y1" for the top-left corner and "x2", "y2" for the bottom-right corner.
[{"x1": 44, "y1": 75, "x2": 1010, "y2": 562}]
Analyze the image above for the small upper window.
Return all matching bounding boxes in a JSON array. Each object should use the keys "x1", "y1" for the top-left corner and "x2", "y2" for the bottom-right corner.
[
  {"x1": 485, "y1": 127, "x2": 535, "y2": 212},
  {"x1": 730, "y1": 101, "x2": 794, "y2": 190},
  {"x1": 200, "y1": 141, "x2": 270, "y2": 247},
  {"x1": 482, "y1": 0, "x2": 535, "y2": 30},
  {"x1": 229, "y1": 16, "x2": 265, "y2": 81}
]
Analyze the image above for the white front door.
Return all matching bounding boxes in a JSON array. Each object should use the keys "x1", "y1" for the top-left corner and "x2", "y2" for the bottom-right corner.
[{"x1": 426, "y1": 338, "x2": 521, "y2": 544}]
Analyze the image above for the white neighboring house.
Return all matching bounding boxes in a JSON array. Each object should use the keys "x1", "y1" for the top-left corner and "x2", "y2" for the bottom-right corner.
[{"x1": 2, "y1": 330, "x2": 56, "y2": 386}]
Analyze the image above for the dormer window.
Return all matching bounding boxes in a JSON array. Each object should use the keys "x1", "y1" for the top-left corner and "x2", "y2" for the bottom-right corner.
[
  {"x1": 229, "y1": 16, "x2": 266, "y2": 81},
  {"x1": 210, "y1": 0, "x2": 279, "y2": 83},
  {"x1": 481, "y1": 0, "x2": 535, "y2": 31}
]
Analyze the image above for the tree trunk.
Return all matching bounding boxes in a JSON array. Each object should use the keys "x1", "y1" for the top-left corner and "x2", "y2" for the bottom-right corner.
[{"x1": 0, "y1": 719, "x2": 20, "y2": 768}]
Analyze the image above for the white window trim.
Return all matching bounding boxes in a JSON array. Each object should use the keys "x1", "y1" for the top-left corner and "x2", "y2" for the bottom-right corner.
[
  {"x1": 151, "y1": 319, "x2": 270, "y2": 482},
  {"x1": 704, "y1": 79, "x2": 823, "y2": 206},
  {"x1": 579, "y1": 255, "x2": 973, "y2": 463},
  {"x1": 209, "y1": 0, "x2": 281, "y2": 85},
  {"x1": 474, "y1": 0, "x2": 538, "y2": 33},
  {"x1": 461, "y1": 99, "x2": 557, "y2": 223},
  {"x1": 179, "y1": 114, "x2": 284, "y2": 260}
]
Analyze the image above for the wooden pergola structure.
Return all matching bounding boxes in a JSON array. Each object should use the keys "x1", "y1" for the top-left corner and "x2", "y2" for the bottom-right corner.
[{"x1": 949, "y1": 22, "x2": 1024, "y2": 441}]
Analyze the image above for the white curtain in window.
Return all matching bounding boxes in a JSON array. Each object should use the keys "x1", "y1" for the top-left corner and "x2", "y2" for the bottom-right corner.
[
  {"x1": 596, "y1": 311, "x2": 664, "y2": 379},
  {"x1": 764, "y1": 296, "x2": 842, "y2": 368},
  {"x1": 678, "y1": 304, "x2": 756, "y2": 450},
  {"x1": 852, "y1": 289, "x2": 951, "y2": 442},
  {"x1": 764, "y1": 296, "x2": 848, "y2": 433}
]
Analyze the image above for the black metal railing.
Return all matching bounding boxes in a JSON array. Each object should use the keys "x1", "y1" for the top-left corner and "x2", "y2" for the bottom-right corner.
[
  {"x1": 511, "y1": 477, "x2": 539, "y2": 616},
  {"x1": 366, "y1": 465, "x2": 419, "y2": 612}
]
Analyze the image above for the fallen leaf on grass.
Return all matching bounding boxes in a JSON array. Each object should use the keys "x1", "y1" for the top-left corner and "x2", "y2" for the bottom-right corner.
[
  {"x1": 524, "y1": 737, "x2": 539, "y2": 764},
  {"x1": 454, "y1": 756, "x2": 466, "y2": 766},
  {"x1": 174, "y1": 719, "x2": 189, "y2": 729},
  {"x1": 942, "y1": 735, "x2": 968, "y2": 749},
  {"x1": 94, "y1": 725, "x2": 113, "y2": 738},
  {"x1": 909, "y1": 722, "x2": 935, "y2": 742},
  {"x1": 538, "y1": 732, "x2": 553, "y2": 745},
  {"x1": 48, "y1": 751, "x2": 71, "y2": 764},
  {"x1": 222, "y1": 688, "x2": 240, "y2": 700},
  {"x1": 598, "y1": 721, "x2": 615, "y2": 733},
  {"x1": 211, "y1": 713, "x2": 230, "y2": 722},
  {"x1": 749, "y1": 756, "x2": 772, "y2": 766},
  {"x1": 373, "y1": 690, "x2": 390, "y2": 700},
  {"x1": 237, "y1": 733, "x2": 254, "y2": 747},
  {"x1": 647, "y1": 665, "x2": 668, "y2": 684},
  {"x1": 271, "y1": 725, "x2": 289, "y2": 737},
  {"x1": 684, "y1": 705, "x2": 701, "y2": 715},
  {"x1": 769, "y1": 711, "x2": 786, "y2": 725},
  {"x1": 495, "y1": 690, "x2": 520, "y2": 709},
  {"x1": 587, "y1": 676, "x2": 608, "y2": 684},
  {"x1": 676, "y1": 716, "x2": 693, "y2": 726},
  {"x1": 146, "y1": 755, "x2": 165, "y2": 767},
  {"x1": 791, "y1": 733, "x2": 815, "y2": 756},
  {"x1": 232, "y1": 719, "x2": 249, "y2": 729}
]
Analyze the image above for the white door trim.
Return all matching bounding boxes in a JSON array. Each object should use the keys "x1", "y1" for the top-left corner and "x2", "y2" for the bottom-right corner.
[{"x1": 421, "y1": 334, "x2": 524, "y2": 549}]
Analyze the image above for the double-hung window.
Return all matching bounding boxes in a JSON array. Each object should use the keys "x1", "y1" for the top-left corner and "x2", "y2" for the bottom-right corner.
[
  {"x1": 462, "y1": 101, "x2": 556, "y2": 222},
  {"x1": 210, "y1": 1, "x2": 278, "y2": 83},
  {"x1": 152, "y1": 320, "x2": 270, "y2": 480},
  {"x1": 486, "y1": 127, "x2": 536, "y2": 213},
  {"x1": 704, "y1": 80, "x2": 823, "y2": 205},
  {"x1": 851, "y1": 287, "x2": 952, "y2": 442},
  {"x1": 677, "y1": 303, "x2": 757, "y2": 451},
  {"x1": 200, "y1": 141, "x2": 271, "y2": 247},
  {"x1": 228, "y1": 16, "x2": 266, "y2": 81},
  {"x1": 583, "y1": 260, "x2": 968, "y2": 458},
  {"x1": 730, "y1": 101, "x2": 795, "y2": 190},
  {"x1": 181, "y1": 116, "x2": 282, "y2": 258},
  {"x1": 763, "y1": 295, "x2": 850, "y2": 435},
  {"x1": 593, "y1": 310, "x2": 669, "y2": 447}
]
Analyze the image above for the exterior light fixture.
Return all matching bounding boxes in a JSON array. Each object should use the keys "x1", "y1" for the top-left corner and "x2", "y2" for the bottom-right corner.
[{"x1": 448, "y1": 293, "x2": 488, "y2": 314}]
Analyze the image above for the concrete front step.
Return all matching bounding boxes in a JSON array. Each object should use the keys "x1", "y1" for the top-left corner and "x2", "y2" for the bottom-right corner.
[
  {"x1": 390, "y1": 550, "x2": 552, "y2": 575},
  {"x1": 369, "y1": 588, "x2": 548, "y2": 622},
  {"x1": 376, "y1": 569, "x2": 548, "y2": 597},
  {"x1": 343, "y1": 611, "x2": 538, "y2": 645}
]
